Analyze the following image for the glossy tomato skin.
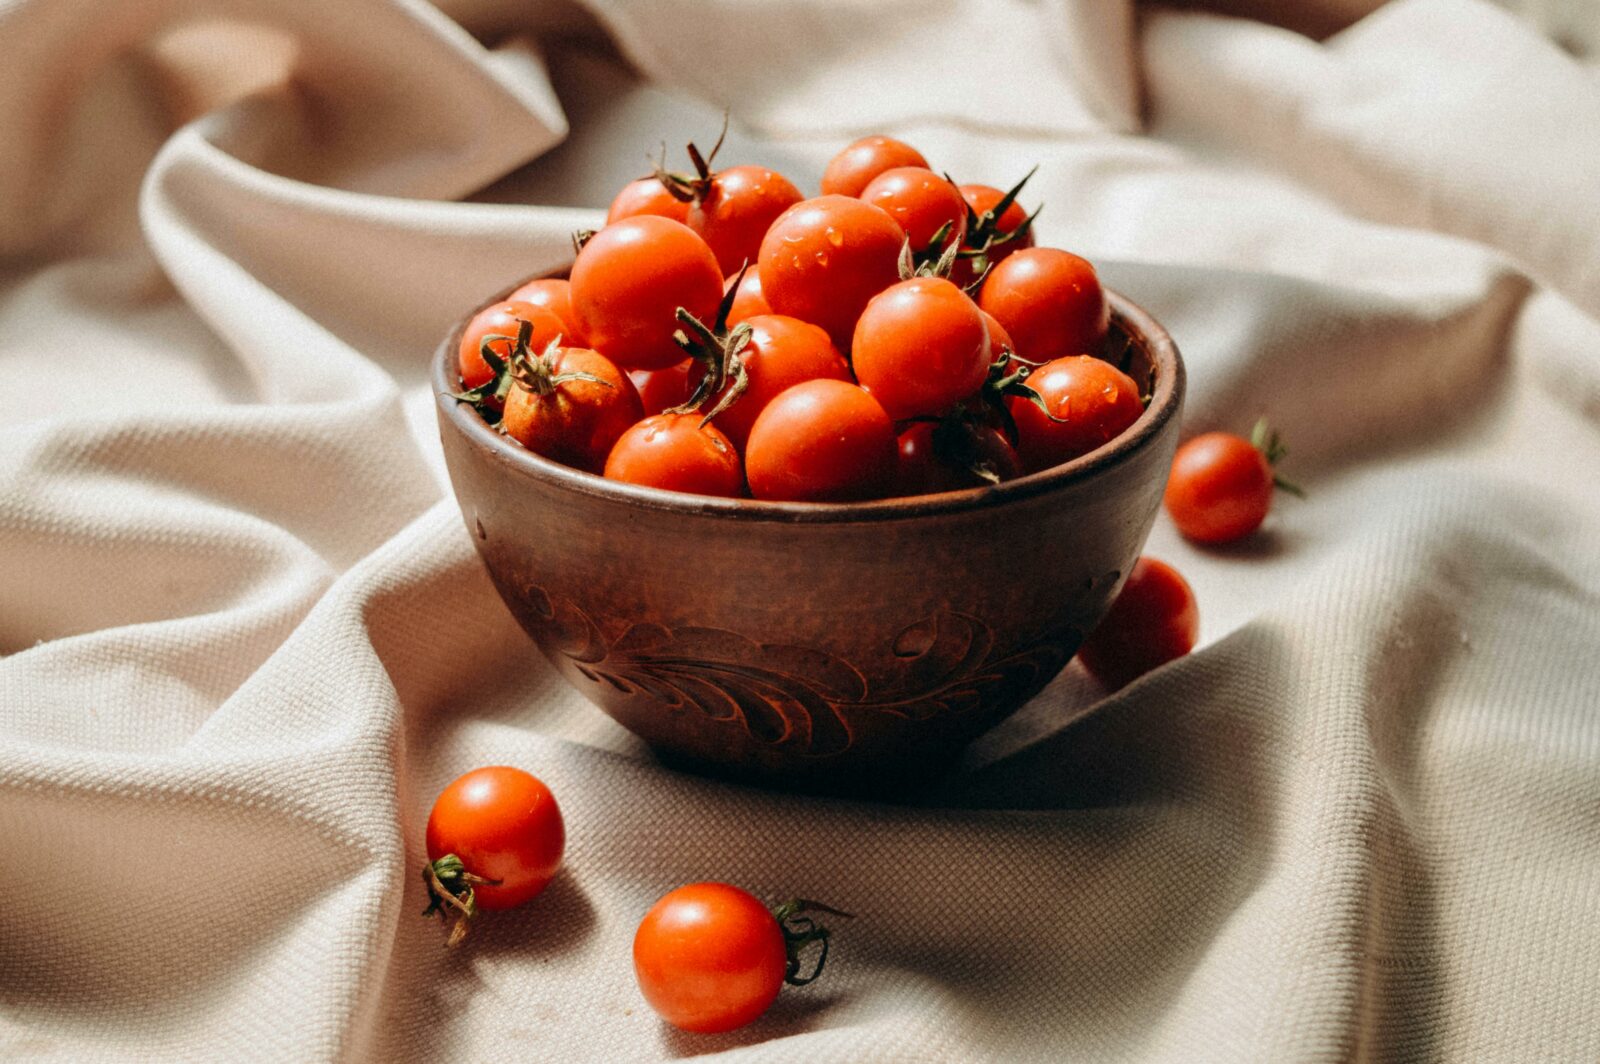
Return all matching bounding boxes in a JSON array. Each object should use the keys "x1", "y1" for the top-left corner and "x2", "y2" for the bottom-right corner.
[
  {"x1": 1076, "y1": 557, "x2": 1198, "y2": 689},
  {"x1": 710, "y1": 314, "x2": 850, "y2": 450},
  {"x1": 981, "y1": 310, "x2": 1016, "y2": 364},
  {"x1": 978, "y1": 248, "x2": 1110, "y2": 364},
  {"x1": 821, "y1": 135, "x2": 929, "y2": 197},
  {"x1": 860, "y1": 167, "x2": 967, "y2": 254},
  {"x1": 604, "y1": 413, "x2": 743, "y2": 498},
  {"x1": 1165, "y1": 432, "x2": 1275, "y2": 544},
  {"x1": 1008, "y1": 356, "x2": 1143, "y2": 473},
  {"x1": 745, "y1": 379, "x2": 896, "y2": 502},
  {"x1": 895, "y1": 421, "x2": 1021, "y2": 496},
  {"x1": 633, "y1": 882, "x2": 787, "y2": 1034},
  {"x1": 688, "y1": 165, "x2": 804, "y2": 276},
  {"x1": 951, "y1": 183, "x2": 1036, "y2": 287},
  {"x1": 458, "y1": 302, "x2": 567, "y2": 391},
  {"x1": 852, "y1": 277, "x2": 991, "y2": 420},
  {"x1": 607, "y1": 177, "x2": 689, "y2": 225},
  {"x1": 501, "y1": 347, "x2": 643, "y2": 473},
  {"x1": 758, "y1": 195, "x2": 904, "y2": 351},
  {"x1": 630, "y1": 361, "x2": 696, "y2": 417},
  {"x1": 425, "y1": 766, "x2": 565, "y2": 911},
  {"x1": 724, "y1": 268, "x2": 773, "y2": 328},
  {"x1": 572, "y1": 216, "x2": 723, "y2": 371},
  {"x1": 506, "y1": 278, "x2": 585, "y2": 347}
]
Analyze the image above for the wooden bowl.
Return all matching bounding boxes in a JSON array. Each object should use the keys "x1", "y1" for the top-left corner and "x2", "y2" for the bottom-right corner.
[{"x1": 434, "y1": 276, "x2": 1184, "y2": 792}]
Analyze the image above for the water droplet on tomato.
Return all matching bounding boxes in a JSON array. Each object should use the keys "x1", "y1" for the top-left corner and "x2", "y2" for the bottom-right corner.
[{"x1": 825, "y1": 227, "x2": 844, "y2": 247}]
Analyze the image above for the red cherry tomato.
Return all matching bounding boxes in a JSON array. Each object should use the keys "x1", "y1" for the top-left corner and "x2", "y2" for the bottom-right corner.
[
  {"x1": 458, "y1": 301, "x2": 568, "y2": 391},
  {"x1": 758, "y1": 195, "x2": 903, "y2": 350},
  {"x1": 820, "y1": 135, "x2": 929, "y2": 197},
  {"x1": 745, "y1": 379, "x2": 896, "y2": 502},
  {"x1": 724, "y1": 267, "x2": 773, "y2": 328},
  {"x1": 506, "y1": 278, "x2": 585, "y2": 347},
  {"x1": 607, "y1": 177, "x2": 689, "y2": 225},
  {"x1": 501, "y1": 346, "x2": 643, "y2": 473},
  {"x1": 633, "y1": 883, "x2": 787, "y2": 1034},
  {"x1": 630, "y1": 360, "x2": 696, "y2": 417},
  {"x1": 981, "y1": 310, "x2": 1016, "y2": 363},
  {"x1": 1076, "y1": 557, "x2": 1198, "y2": 689},
  {"x1": 860, "y1": 167, "x2": 967, "y2": 255},
  {"x1": 852, "y1": 277, "x2": 991, "y2": 420},
  {"x1": 978, "y1": 248, "x2": 1109, "y2": 364},
  {"x1": 1164, "y1": 432, "x2": 1277, "y2": 544},
  {"x1": 706, "y1": 314, "x2": 850, "y2": 450},
  {"x1": 425, "y1": 766, "x2": 565, "y2": 911},
  {"x1": 571, "y1": 216, "x2": 723, "y2": 371},
  {"x1": 1007, "y1": 356, "x2": 1144, "y2": 472},
  {"x1": 950, "y1": 183, "x2": 1036, "y2": 287},
  {"x1": 604, "y1": 413, "x2": 743, "y2": 498},
  {"x1": 895, "y1": 421, "x2": 1021, "y2": 496},
  {"x1": 687, "y1": 165, "x2": 803, "y2": 277}
]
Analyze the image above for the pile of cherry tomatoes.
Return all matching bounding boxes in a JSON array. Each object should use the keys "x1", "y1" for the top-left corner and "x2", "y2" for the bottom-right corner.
[{"x1": 453, "y1": 130, "x2": 1150, "y2": 501}]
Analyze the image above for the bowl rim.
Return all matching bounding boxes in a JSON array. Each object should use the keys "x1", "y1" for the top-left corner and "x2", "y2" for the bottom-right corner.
[{"x1": 434, "y1": 273, "x2": 1184, "y2": 525}]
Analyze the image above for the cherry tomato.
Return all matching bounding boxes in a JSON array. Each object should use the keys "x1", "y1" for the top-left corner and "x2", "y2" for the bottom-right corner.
[
  {"x1": 860, "y1": 167, "x2": 967, "y2": 255},
  {"x1": 820, "y1": 135, "x2": 929, "y2": 197},
  {"x1": 458, "y1": 301, "x2": 568, "y2": 391},
  {"x1": 745, "y1": 379, "x2": 896, "y2": 502},
  {"x1": 1164, "y1": 432, "x2": 1278, "y2": 544},
  {"x1": 705, "y1": 314, "x2": 850, "y2": 450},
  {"x1": 1076, "y1": 557, "x2": 1198, "y2": 689},
  {"x1": 604, "y1": 413, "x2": 743, "y2": 498},
  {"x1": 687, "y1": 165, "x2": 804, "y2": 277},
  {"x1": 501, "y1": 346, "x2": 643, "y2": 473},
  {"x1": 978, "y1": 248, "x2": 1109, "y2": 364},
  {"x1": 506, "y1": 278, "x2": 585, "y2": 347},
  {"x1": 852, "y1": 277, "x2": 991, "y2": 420},
  {"x1": 758, "y1": 195, "x2": 903, "y2": 350},
  {"x1": 895, "y1": 421, "x2": 1021, "y2": 495},
  {"x1": 950, "y1": 183, "x2": 1036, "y2": 287},
  {"x1": 981, "y1": 310, "x2": 1016, "y2": 364},
  {"x1": 571, "y1": 216, "x2": 723, "y2": 371},
  {"x1": 633, "y1": 882, "x2": 787, "y2": 1034},
  {"x1": 425, "y1": 766, "x2": 565, "y2": 911},
  {"x1": 1008, "y1": 356, "x2": 1143, "y2": 472},
  {"x1": 607, "y1": 177, "x2": 689, "y2": 225},
  {"x1": 724, "y1": 267, "x2": 773, "y2": 328},
  {"x1": 630, "y1": 360, "x2": 696, "y2": 417}
]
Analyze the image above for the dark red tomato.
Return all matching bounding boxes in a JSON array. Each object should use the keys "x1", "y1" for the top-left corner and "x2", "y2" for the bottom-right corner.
[
  {"x1": 425, "y1": 766, "x2": 565, "y2": 911},
  {"x1": 506, "y1": 278, "x2": 585, "y2": 347},
  {"x1": 724, "y1": 267, "x2": 773, "y2": 328},
  {"x1": 607, "y1": 177, "x2": 689, "y2": 225},
  {"x1": 688, "y1": 165, "x2": 804, "y2": 277},
  {"x1": 852, "y1": 277, "x2": 990, "y2": 420},
  {"x1": 633, "y1": 882, "x2": 787, "y2": 1034},
  {"x1": 950, "y1": 183, "x2": 1036, "y2": 287},
  {"x1": 860, "y1": 167, "x2": 967, "y2": 254},
  {"x1": 758, "y1": 196, "x2": 904, "y2": 350},
  {"x1": 458, "y1": 301, "x2": 567, "y2": 391},
  {"x1": 501, "y1": 346, "x2": 643, "y2": 473},
  {"x1": 1076, "y1": 557, "x2": 1198, "y2": 689},
  {"x1": 978, "y1": 248, "x2": 1109, "y2": 363},
  {"x1": 895, "y1": 421, "x2": 1021, "y2": 496},
  {"x1": 1165, "y1": 432, "x2": 1276, "y2": 544},
  {"x1": 604, "y1": 413, "x2": 743, "y2": 498},
  {"x1": 820, "y1": 135, "x2": 929, "y2": 197},
  {"x1": 571, "y1": 216, "x2": 723, "y2": 371},
  {"x1": 630, "y1": 360, "x2": 696, "y2": 417},
  {"x1": 981, "y1": 310, "x2": 1016, "y2": 364},
  {"x1": 707, "y1": 314, "x2": 850, "y2": 450},
  {"x1": 745, "y1": 379, "x2": 896, "y2": 502},
  {"x1": 1008, "y1": 356, "x2": 1143, "y2": 472}
]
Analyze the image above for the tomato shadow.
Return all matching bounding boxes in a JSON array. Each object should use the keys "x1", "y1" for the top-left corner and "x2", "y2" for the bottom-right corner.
[
  {"x1": 452, "y1": 872, "x2": 598, "y2": 961},
  {"x1": 654, "y1": 988, "x2": 855, "y2": 1059},
  {"x1": 1186, "y1": 523, "x2": 1296, "y2": 561}
]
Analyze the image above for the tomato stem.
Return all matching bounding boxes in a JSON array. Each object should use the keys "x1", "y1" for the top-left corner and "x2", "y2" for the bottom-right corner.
[
  {"x1": 422, "y1": 854, "x2": 503, "y2": 948},
  {"x1": 772, "y1": 899, "x2": 853, "y2": 987},
  {"x1": 653, "y1": 112, "x2": 730, "y2": 204},
  {"x1": 1249, "y1": 417, "x2": 1306, "y2": 498}
]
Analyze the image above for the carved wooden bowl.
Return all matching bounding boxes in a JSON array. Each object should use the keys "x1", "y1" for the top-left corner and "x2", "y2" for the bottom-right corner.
[{"x1": 435, "y1": 277, "x2": 1184, "y2": 792}]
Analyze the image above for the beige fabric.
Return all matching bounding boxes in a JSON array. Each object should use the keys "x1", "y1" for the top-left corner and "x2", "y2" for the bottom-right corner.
[{"x1": 3, "y1": 0, "x2": 1599, "y2": 1059}]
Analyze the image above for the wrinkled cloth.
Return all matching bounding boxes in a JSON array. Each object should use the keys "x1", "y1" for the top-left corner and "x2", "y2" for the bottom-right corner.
[{"x1": 3, "y1": 0, "x2": 1599, "y2": 1060}]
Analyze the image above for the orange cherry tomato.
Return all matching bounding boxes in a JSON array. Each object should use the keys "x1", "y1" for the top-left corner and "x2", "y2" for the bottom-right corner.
[
  {"x1": 706, "y1": 314, "x2": 850, "y2": 450},
  {"x1": 630, "y1": 360, "x2": 696, "y2": 417},
  {"x1": 860, "y1": 167, "x2": 967, "y2": 255},
  {"x1": 724, "y1": 267, "x2": 773, "y2": 328},
  {"x1": 571, "y1": 216, "x2": 723, "y2": 371},
  {"x1": 895, "y1": 421, "x2": 1021, "y2": 496},
  {"x1": 501, "y1": 345, "x2": 643, "y2": 473},
  {"x1": 820, "y1": 135, "x2": 929, "y2": 197},
  {"x1": 745, "y1": 379, "x2": 896, "y2": 502},
  {"x1": 633, "y1": 883, "x2": 788, "y2": 1034},
  {"x1": 604, "y1": 413, "x2": 743, "y2": 498},
  {"x1": 505, "y1": 278, "x2": 585, "y2": 347},
  {"x1": 425, "y1": 766, "x2": 565, "y2": 912},
  {"x1": 758, "y1": 195, "x2": 903, "y2": 351},
  {"x1": 457, "y1": 301, "x2": 567, "y2": 391},
  {"x1": 688, "y1": 165, "x2": 804, "y2": 277},
  {"x1": 607, "y1": 177, "x2": 689, "y2": 225},
  {"x1": 1164, "y1": 432, "x2": 1277, "y2": 544},
  {"x1": 1007, "y1": 356, "x2": 1144, "y2": 472},
  {"x1": 978, "y1": 248, "x2": 1109, "y2": 364},
  {"x1": 852, "y1": 277, "x2": 991, "y2": 420},
  {"x1": 1076, "y1": 557, "x2": 1198, "y2": 689}
]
